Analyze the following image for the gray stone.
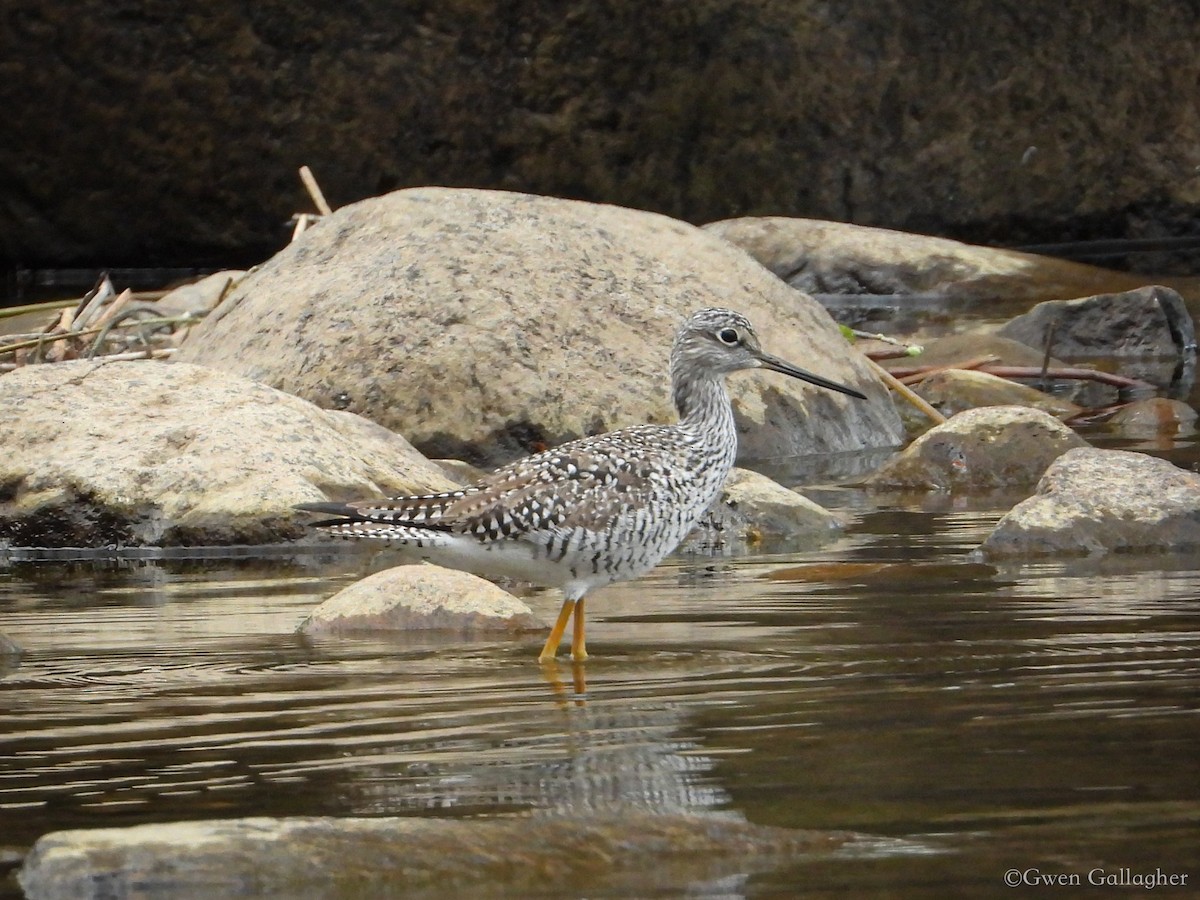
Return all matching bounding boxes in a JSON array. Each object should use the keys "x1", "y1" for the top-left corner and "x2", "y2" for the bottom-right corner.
[
  {"x1": 175, "y1": 188, "x2": 899, "y2": 467},
  {"x1": 864, "y1": 406, "x2": 1088, "y2": 492},
  {"x1": 0, "y1": 360, "x2": 455, "y2": 547},
  {"x1": 977, "y1": 448, "x2": 1200, "y2": 558},
  {"x1": 17, "y1": 812, "x2": 892, "y2": 900},
  {"x1": 996, "y1": 285, "x2": 1197, "y2": 359},
  {"x1": 299, "y1": 565, "x2": 540, "y2": 635}
]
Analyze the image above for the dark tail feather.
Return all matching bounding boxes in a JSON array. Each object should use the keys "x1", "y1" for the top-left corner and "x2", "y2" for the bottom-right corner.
[
  {"x1": 294, "y1": 501, "x2": 455, "y2": 533},
  {"x1": 294, "y1": 501, "x2": 355, "y2": 518}
]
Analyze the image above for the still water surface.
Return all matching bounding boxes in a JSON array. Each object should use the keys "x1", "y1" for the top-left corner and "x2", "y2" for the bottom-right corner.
[{"x1": 2, "y1": 490, "x2": 1198, "y2": 897}]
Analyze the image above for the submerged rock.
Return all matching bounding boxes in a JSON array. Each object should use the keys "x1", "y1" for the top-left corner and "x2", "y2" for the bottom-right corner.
[
  {"x1": 896, "y1": 332, "x2": 1066, "y2": 369},
  {"x1": 0, "y1": 360, "x2": 455, "y2": 547},
  {"x1": 299, "y1": 565, "x2": 540, "y2": 635},
  {"x1": 996, "y1": 285, "x2": 1196, "y2": 359},
  {"x1": 1106, "y1": 398, "x2": 1198, "y2": 436},
  {"x1": 18, "y1": 812, "x2": 894, "y2": 900},
  {"x1": 976, "y1": 448, "x2": 1200, "y2": 558},
  {"x1": 885, "y1": 331, "x2": 1114, "y2": 409},
  {"x1": 174, "y1": 188, "x2": 900, "y2": 468},
  {"x1": 863, "y1": 406, "x2": 1087, "y2": 492}
]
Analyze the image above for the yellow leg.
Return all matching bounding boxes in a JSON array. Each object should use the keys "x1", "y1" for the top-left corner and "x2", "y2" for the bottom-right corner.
[
  {"x1": 539, "y1": 598, "x2": 576, "y2": 663},
  {"x1": 571, "y1": 596, "x2": 588, "y2": 662}
]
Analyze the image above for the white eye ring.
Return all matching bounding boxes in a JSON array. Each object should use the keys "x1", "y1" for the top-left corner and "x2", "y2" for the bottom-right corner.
[{"x1": 718, "y1": 328, "x2": 739, "y2": 345}]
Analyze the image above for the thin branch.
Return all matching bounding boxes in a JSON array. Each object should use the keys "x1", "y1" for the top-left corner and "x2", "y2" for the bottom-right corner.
[
  {"x1": 0, "y1": 298, "x2": 80, "y2": 320},
  {"x1": 885, "y1": 363, "x2": 1154, "y2": 390},
  {"x1": 896, "y1": 355, "x2": 997, "y2": 386},
  {"x1": 867, "y1": 357, "x2": 948, "y2": 425}
]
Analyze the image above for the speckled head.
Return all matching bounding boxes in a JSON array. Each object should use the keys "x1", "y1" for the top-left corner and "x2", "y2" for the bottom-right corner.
[{"x1": 670, "y1": 307, "x2": 867, "y2": 398}]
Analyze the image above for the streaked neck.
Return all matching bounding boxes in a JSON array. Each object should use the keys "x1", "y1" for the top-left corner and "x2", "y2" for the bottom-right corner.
[{"x1": 673, "y1": 366, "x2": 736, "y2": 438}]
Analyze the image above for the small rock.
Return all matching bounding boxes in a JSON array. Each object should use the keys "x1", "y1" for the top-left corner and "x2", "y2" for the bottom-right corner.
[
  {"x1": 914, "y1": 369, "x2": 1082, "y2": 419},
  {"x1": 864, "y1": 406, "x2": 1088, "y2": 492},
  {"x1": 0, "y1": 633, "x2": 21, "y2": 656},
  {"x1": 1106, "y1": 398, "x2": 1198, "y2": 435},
  {"x1": 977, "y1": 448, "x2": 1200, "y2": 558},
  {"x1": 433, "y1": 458, "x2": 489, "y2": 485},
  {"x1": 997, "y1": 285, "x2": 1196, "y2": 359},
  {"x1": 709, "y1": 468, "x2": 841, "y2": 543},
  {"x1": 299, "y1": 565, "x2": 540, "y2": 635},
  {"x1": 155, "y1": 271, "x2": 244, "y2": 317}
]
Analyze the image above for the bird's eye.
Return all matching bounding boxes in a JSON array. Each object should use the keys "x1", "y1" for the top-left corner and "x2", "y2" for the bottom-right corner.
[{"x1": 718, "y1": 328, "x2": 740, "y2": 345}]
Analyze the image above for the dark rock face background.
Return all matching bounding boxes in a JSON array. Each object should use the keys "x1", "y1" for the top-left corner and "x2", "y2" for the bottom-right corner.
[{"x1": 3, "y1": 1, "x2": 1199, "y2": 267}]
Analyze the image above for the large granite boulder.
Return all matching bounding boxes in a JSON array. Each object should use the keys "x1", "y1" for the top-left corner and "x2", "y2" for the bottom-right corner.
[
  {"x1": 4, "y1": 3, "x2": 1200, "y2": 267},
  {"x1": 175, "y1": 188, "x2": 900, "y2": 467},
  {"x1": 977, "y1": 448, "x2": 1200, "y2": 558},
  {"x1": 0, "y1": 360, "x2": 455, "y2": 547}
]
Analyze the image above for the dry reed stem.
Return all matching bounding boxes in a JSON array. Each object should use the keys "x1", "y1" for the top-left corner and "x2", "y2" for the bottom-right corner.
[
  {"x1": 299, "y1": 165, "x2": 333, "y2": 215},
  {"x1": 867, "y1": 357, "x2": 949, "y2": 425}
]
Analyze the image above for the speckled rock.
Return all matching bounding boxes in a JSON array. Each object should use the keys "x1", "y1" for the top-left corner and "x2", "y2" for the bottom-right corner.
[
  {"x1": 174, "y1": 188, "x2": 899, "y2": 468},
  {"x1": 17, "y1": 812, "x2": 893, "y2": 900},
  {"x1": 977, "y1": 448, "x2": 1200, "y2": 558},
  {"x1": 0, "y1": 360, "x2": 455, "y2": 547},
  {"x1": 863, "y1": 406, "x2": 1088, "y2": 492},
  {"x1": 298, "y1": 565, "x2": 540, "y2": 635}
]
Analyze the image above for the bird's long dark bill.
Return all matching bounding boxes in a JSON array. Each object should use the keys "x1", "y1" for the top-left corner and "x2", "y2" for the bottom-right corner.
[{"x1": 757, "y1": 351, "x2": 868, "y2": 399}]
